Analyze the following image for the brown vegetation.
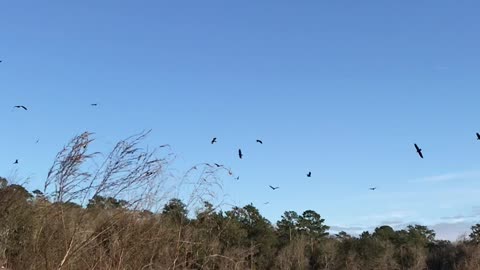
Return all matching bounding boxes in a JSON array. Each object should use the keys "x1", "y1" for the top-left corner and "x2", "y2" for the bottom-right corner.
[{"x1": 1, "y1": 132, "x2": 480, "y2": 269}]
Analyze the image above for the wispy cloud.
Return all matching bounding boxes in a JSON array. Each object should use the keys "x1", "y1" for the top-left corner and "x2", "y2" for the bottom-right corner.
[
  {"x1": 329, "y1": 225, "x2": 368, "y2": 232},
  {"x1": 431, "y1": 222, "x2": 473, "y2": 241},
  {"x1": 411, "y1": 171, "x2": 480, "y2": 183}
]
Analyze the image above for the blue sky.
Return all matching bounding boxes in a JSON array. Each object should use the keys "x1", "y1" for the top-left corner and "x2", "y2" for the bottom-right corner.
[{"x1": 1, "y1": 1, "x2": 480, "y2": 240}]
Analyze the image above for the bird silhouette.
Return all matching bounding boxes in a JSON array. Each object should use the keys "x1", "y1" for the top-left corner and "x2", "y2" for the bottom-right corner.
[
  {"x1": 214, "y1": 163, "x2": 222, "y2": 168},
  {"x1": 13, "y1": 105, "x2": 27, "y2": 110},
  {"x1": 211, "y1": 137, "x2": 217, "y2": 144},
  {"x1": 307, "y1": 172, "x2": 312, "y2": 177},
  {"x1": 369, "y1": 187, "x2": 377, "y2": 191},
  {"x1": 269, "y1": 185, "x2": 279, "y2": 190},
  {"x1": 235, "y1": 176, "x2": 240, "y2": 180},
  {"x1": 90, "y1": 103, "x2": 98, "y2": 106},
  {"x1": 414, "y1": 143, "x2": 423, "y2": 159},
  {"x1": 476, "y1": 133, "x2": 480, "y2": 140},
  {"x1": 256, "y1": 139, "x2": 263, "y2": 144},
  {"x1": 264, "y1": 202, "x2": 270, "y2": 205},
  {"x1": 238, "y1": 149, "x2": 243, "y2": 159},
  {"x1": 13, "y1": 159, "x2": 18, "y2": 164}
]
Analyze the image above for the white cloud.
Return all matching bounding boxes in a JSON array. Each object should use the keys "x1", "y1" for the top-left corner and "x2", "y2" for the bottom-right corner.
[
  {"x1": 431, "y1": 222, "x2": 473, "y2": 241},
  {"x1": 411, "y1": 171, "x2": 480, "y2": 183}
]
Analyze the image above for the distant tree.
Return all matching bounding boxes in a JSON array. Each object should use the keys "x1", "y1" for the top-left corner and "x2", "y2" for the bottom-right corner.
[
  {"x1": 226, "y1": 204, "x2": 277, "y2": 269},
  {"x1": 1, "y1": 184, "x2": 33, "y2": 200},
  {"x1": 0, "y1": 177, "x2": 7, "y2": 189},
  {"x1": 406, "y1": 224, "x2": 436, "y2": 246},
  {"x1": 32, "y1": 189, "x2": 43, "y2": 196},
  {"x1": 426, "y1": 240, "x2": 457, "y2": 270},
  {"x1": 469, "y1": 224, "x2": 480, "y2": 244},
  {"x1": 297, "y1": 210, "x2": 329, "y2": 240},
  {"x1": 277, "y1": 211, "x2": 299, "y2": 244},
  {"x1": 296, "y1": 210, "x2": 329, "y2": 268},
  {"x1": 373, "y1": 225, "x2": 396, "y2": 242},
  {"x1": 335, "y1": 231, "x2": 352, "y2": 240},
  {"x1": 162, "y1": 198, "x2": 188, "y2": 224},
  {"x1": 87, "y1": 195, "x2": 128, "y2": 209}
]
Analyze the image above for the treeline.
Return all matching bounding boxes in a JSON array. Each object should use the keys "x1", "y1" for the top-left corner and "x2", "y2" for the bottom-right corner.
[
  {"x1": 2, "y1": 131, "x2": 480, "y2": 269},
  {"x1": 1, "y1": 179, "x2": 480, "y2": 269}
]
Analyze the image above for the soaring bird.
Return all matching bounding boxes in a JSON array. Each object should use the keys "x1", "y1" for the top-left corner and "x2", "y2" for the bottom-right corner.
[
  {"x1": 269, "y1": 185, "x2": 279, "y2": 190},
  {"x1": 13, "y1": 105, "x2": 27, "y2": 110},
  {"x1": 307, "y1": 172, "x2": 312, "y2": 177},
  {"x1": 256, "y1": 139, "x2": 263, "y2": 144},
  {"x1": 414, "y1": 143, "x2": 423, "y2": 159},
  {"x1": 13, "y1": 159, "x2": 18, "y2": 164},
  {"x1": 235, "y1": 176, "x2": 240, "y2": 180},
  {"x1": 369, "y1": 187, "x2": 377, "y2": 191},
  {"x1": 214, "y1": 163, "x2": 222, "y2": 168},
  {"x1": 238, "y1": 149, "x2": 243, "y2": 159},
  {"x1": 476, "y1": 133, "x2": 480, "y2": 140},
  {"x1": 264, "y1": 202, "x2": 270, "y2": 205},
  {"x1": 211, "y1": 137, "x2": 217, "y2": 144},
  {"x1": 90, "y1": 103, "x2": 98, "y2": 106}
]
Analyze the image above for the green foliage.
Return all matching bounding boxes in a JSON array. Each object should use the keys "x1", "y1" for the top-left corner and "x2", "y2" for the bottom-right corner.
[
  {"x1": 87, "y1": 195, "x2": 128, "y2": 210},
  {"x1": 469, "y1": 223, "x2": 480, "y2": 244},
  {"x1": 2, "y1": 175, "x2": 480, "y2": 269},
  {"x1": 162, "y1": 198, "x2": 188, "y2": 224},
  {"x1": 297, "y1": 210, "x2": 330, "y2": 240}
]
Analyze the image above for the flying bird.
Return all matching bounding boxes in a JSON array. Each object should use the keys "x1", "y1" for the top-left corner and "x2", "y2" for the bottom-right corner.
[
  {"x1": 90, "y1": 103, "x2": 98, "y2": 106},
  {"x1": 235, "y1": 176, "x2": 240, "y2": 180},
  {"x1": 238, "y1": 149, "x2": 243, "y2": 159},
  {"x1": 256, "y1": 139, "x2": 263, "y2": 144},
  {"x1": 307, "y1": 172, "x2": 312, "y2": 177},
  {"x1": 214, "y1": 163, "x2": 222, "y2": 168},
  {"x1": 264, "y1": 202, "x2": 270, "y2": 205},
  {"x1": 414, "y1": 143, "x2": 423, "y2": 159},
  {"x1": 13, "y1": 159, "x2": 18, "y2": 164},
  {"x1": 476, "y1": 133, "x2": 480, "y2": 140},
  {"x1": 269, "y1": 185, "x2": 279, "y2": 190},
  {"x1": 13, "y1": 105, "x2": 27, "y2": 110},
  {"x1": 369, "y1": 187, "x2": 377, "y2": 191},
  {"x1": 211, "y1": 137, "x2": 217, "y2": 144}
]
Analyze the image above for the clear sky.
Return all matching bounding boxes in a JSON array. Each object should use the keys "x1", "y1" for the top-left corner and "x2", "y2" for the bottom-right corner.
[{"x1": 1, "y1": 1, "x2": 480, "y2": 240}]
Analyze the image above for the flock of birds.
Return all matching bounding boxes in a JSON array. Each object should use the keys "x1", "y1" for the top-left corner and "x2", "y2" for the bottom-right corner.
[
  {"x1": 8, "y1": 103, "x2": 480, "y2": 195},
  {"x1": 210, "y1": 136, "x2": 311, "y2": 194},
  {"x1": 208, "y1": 133, "x2": 480, "y2": 194}
]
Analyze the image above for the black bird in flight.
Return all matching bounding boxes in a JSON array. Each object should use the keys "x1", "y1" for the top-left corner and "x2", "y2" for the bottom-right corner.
[
  {"x1": 90, "y1": 103, "x2": 98, "y2": 106},
  {"x1": 414, "y1": 143, "x2": 423, "y2": 159},
  {"x1": 476, "y1": 133, "x2": 480, "y2": 140},
  {"x1": 14, "y1": 105, "x2": 27, "y2": 110},
  {"x1": 238, "y1": 149, "x2": 243, "y2": 159},
  {"x1": 307, "y1": 172, "x2": 312, "y2": 177},
  {"x1": 214, "y1": 163, "x2": 222, "y2": 168},
  {"x1": 269, "y1": 185, "x2": 279, "y2": 190},
  {"x1": 211, "y1": 137, "x2": 217, "y2": 144},
  {"x1": 13, "y1": 159, "x2": 18, "y2": 164},
  {"x1": 235, "y1": 176, "x2": 240, "y2": 180},
  {"x1": 256, "y1": 139, "x2": 263, "y2": 144},
  {"x1": 369, "y1": 187, "x2": 377, "y2": 191}
]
